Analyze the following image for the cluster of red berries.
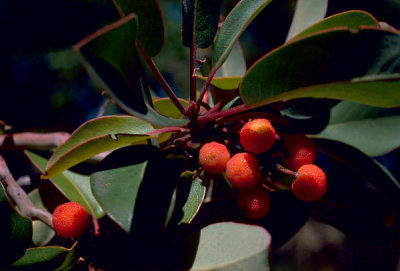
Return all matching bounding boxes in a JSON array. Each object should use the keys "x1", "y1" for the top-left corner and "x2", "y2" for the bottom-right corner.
[{"x1": 199, "y1": 118, "x2": 326, "y2": 219}]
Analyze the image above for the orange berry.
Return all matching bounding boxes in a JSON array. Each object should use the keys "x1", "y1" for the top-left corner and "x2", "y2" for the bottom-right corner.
[
  {"x1": 52, "y1": 202, "x2": 89, "y2": 239},
  {"x1": 283, "y1": 134, "x2": 317, "y2": 171},
  {"x1": 226, "y1": 153, "x2": 262, "y2": 189},
  {"x1": 199, "y1": 142, "x2": 230, "y2": 174},
  {"x1": 240, "y1": 119, "x2": 276, "y2": 154},
  {"x1": 292, "y1": 164, "x2": 326, "y2": 201},
  {"x1": 237, "y1": 187, "x2": 270, "y2": 219}
]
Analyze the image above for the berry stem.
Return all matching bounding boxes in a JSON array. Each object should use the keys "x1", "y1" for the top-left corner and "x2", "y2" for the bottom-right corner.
[
  {"x1": 276, "y1": 164, "x2": 298, "y2": 178},
  {"x1": 137, "y1": 42, "x2": 187, "y2": 116},
  {"x1": 196, "y1": 104, "x2": 250, "y2": 124},
  {"x1": 196, "y1": 67, "x2": 218, "y2": 106}
]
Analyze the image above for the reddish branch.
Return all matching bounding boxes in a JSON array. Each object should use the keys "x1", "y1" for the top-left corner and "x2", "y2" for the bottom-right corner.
[
  {"x1": 136, "y1": 42, "x2": 187, "y2": 116},
  {"x1": 0, "y1": 155, "x2": 53, "y2": 227}
]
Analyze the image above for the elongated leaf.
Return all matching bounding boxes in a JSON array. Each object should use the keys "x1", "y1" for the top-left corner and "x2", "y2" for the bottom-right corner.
[
  {"x1": 11, "y1": 243, "x2": 78, "y2": 271},
  {"x1": 314, "y1": 138, "x2": 400, "y2": 204},
  {"x1": 73, "y1": 15, "x2": 187, "y2": 127},
  {"x1": 295, "y1": 10, "x2": 379, "y2": 39},
  {"x1": 153, "y1": 98, "x2": 189, "y2": 119},
  {"x1": 0, "y1": 184, "x2": 32, "y2": 268},
  {"x1": 44, "y1": 116, "x2": 152, "y2": 178},
  {"x1": 286, "y1": 0, "x2": 328, "y2": 41},
  {"x1": 212, "y1": 0, "x2": 272, "y2": 70},
  {"x1": 317, "y1": 102, "x2": 400, "y2": 156},
  {"x1": 113, "y1": 0, "x2": 164, "y2": 56},
  {"x1": 91, "y1": 146, "x2": 184, "y2": 236},
  {"x1": 240, "y1": 27, "x2": 400, "y2": 108},
  {"x1": 26, "y1": 151, "x2": 104, "y2": 218},
  {"x1": 195, "y1": 75, "x2": 242, "y2": 90},
  {"x1": 181, "y1": 222, "x2": 271, "y2": 270},
  {"x1": 182, "y1": 0, "x2": 222, "y2": 48}
]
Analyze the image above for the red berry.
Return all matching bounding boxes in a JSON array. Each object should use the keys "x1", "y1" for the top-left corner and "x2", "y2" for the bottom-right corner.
[
  {"x1": 52, "y1": 202, "x2": 89, "y2": 239},
  {"x1": 226, "y1": 153, "x2": 262, "y2": 189},
  {"x1": 199, "y1": 142, "x2": 231, "y2": 174},
  {"x1": 292, "y1": 164, "x2": 326, "y2": 201},
  {"x1": 283, "y1": 134, "x2": 317, "y2": 171},
  {"x1": 237, "y1": 188, "x2": 270, "y2": 219},
  {"x1": 240, "y1": 119, "x2": 276, "y2": 154}
]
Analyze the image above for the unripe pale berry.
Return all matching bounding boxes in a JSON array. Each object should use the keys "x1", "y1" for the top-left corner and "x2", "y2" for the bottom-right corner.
[
  {"x1": 237, "y1": 187, "x2": 271, "y2": 219},
  {"x1": 52, "y1": 202, "x2": 89, "y2": 239},
  {"x1": 226, "y1": 153, "x2": 262, "y2": 189},
  {"x1": 292, "y1": 164, "x2": 326, "y2": 201},
  {"x1": 283, "y1": 134, "x2": 317, "y2": 171},
  {"x1": 240, "y1": 119, "x2": 276, "y2": 154},
  {"x1": 199, "y1": 141, "x2": 230, "y2": 174}
]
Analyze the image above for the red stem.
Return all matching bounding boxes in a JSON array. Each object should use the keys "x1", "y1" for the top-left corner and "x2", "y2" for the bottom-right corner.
[
  {"x1": 196, "y1": 67, "x2": 218, "y2": 106},
  {"x1": 196, "y1": 104, "x2": 249, "y2": 124},
  {"x1": 137, "y1": 42, "x2": 186, "y2": 116}
]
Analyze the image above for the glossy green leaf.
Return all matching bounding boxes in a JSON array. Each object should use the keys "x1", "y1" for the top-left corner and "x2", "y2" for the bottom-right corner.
[
  {"x1": 314, "y1": 138, "x2": 400, "y2": 204},
  {"x1": 11, "y1": 243, "x2": 78, "y2": 271},
  {"x1": 113, "y1": 0, "x2": 164, "y2": 56},
  {"x1": 91, "y1": 162, "x2": 147, "y2": 232},
  {"x1": 74, "y1": 15, "x2": 187, "y2": 127},
  {"x1": 174, "y1": 174, "x2": 206, "y2": 225},
  {"x1": 0, "y1": 184, "x2": 32, "y2": 268},
  {"x1": 182, "y1": 0, "x2": 222, "y2": 48},
  {"x1": 212, "y1": 0, "x2": 272, "y2": 70},
  {"x1": 286, "y1": 0, "x2": 328, "y2": 41},
  {"x1": 91, "y1": 146, "x2": 183, "y2": 236},
  {"x1": 26, "y1": 151, "x2": 104, "y2": 218},
  {"x1": 153, "y1": 98, "x2": 189, "y2": 119},
  {"x1": 240, "y1": 27, "x2": 400, "y2": 108},
  {"x1": 185, "y1": 222, "x2": 271, "y2": 270},
  {"x1": 295, "y1": 10, "x2": 379, "y2": 39},
  {"x1": 44, "y1": 116, "x2": 152, "y2": 178},
  {"x1": 317, "y1": 101, "x2": 400, "y2": 156}
]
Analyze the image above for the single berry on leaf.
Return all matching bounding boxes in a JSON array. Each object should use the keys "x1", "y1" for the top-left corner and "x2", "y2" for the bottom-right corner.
[
  {"x1": 52, "y1": 202, "x2": 89, "y2": 239},
  {"x1": 199, "y1": 141, "x2": 231, "y2": 174},
  {"x1": 292, "y1": 164, "x2": 326, "y2": 201},
  {"x1": 240, "y1": 118, "x2": 276, "y2": 154},
  {"x1": 283, "y1": 134, "x2": 317, "y2": 171},
  {"x1": 226, "y1": 153, "x2": 262, "y2": 189},
  {"x1": 237, "y1": 187, "x2": 271, "y2": 219}
]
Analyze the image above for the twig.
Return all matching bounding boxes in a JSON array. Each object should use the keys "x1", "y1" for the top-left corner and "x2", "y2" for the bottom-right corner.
[
  {"x1": 96, "y1": 98, "x2": 111, "y2": 118},
  {"x1": 16, "y1": 175, "x2": 31, "y2": 186},
  {"x1": 136, "y1": 42, "x2": 187, "y2": 116},
  {"x1": 0, "y1": 132, "x2": 70, "y2": 150},
  {"x1": 0, "y1": 155, "x2": 53, "y2": 227},
  {"x1": 190, "y1": 42, "x2": 197, "y2": 102}
]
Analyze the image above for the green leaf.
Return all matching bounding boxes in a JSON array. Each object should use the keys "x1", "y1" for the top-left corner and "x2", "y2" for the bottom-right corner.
[
  {"x1": 195, "y1": 75, "x2": 242, "y2": 90},
  {"x1": 183, "y1": 222, "x2": 271, "y2": 270},
  {"x1": 286, "y1": 0, "x2": 328, "y2": 41},
  {"x1": 74, "y1": 15, "x2": 187, "y2": 127},
  {"x1": 212, "y1": 0, "x2": 273, "y2": 70},
  {"x1": 29, "y1": 189, "x2": 55, "y2": 246},
  {"x1": 11, "y1": 243, "x2": 78, "y2": 271},
  {"x1": 44, "y1": 116, "x2": 153, "y2": 179},
  {"x1": 0, "y1": 184, "x2": 32, "y2": 268},
  {"x1": 172, "y1": 173, "x2": 206, "y2": 226},
  {"x1": 91, "y1": 162, "x2": 148, "y2": 232},
  {"x1": 26, "y1": 151, "x2": 104, "y2": 218},
  {"x1": 91, "y1": 146, "x2": 184, "y2": 235},
  {"x1": 112, "y1": 0, "x2": 164, "y2": 56},
  {"x1": 314, "y1": 138, "x2": 400, "y2": 204},
  {"x1": 182, "y1": 0, "x2": 222, "y2": 48},
  {"x1": 317, "y1": 101, "x2": 400, "y2": 156},
  {"x1": 240, "y1": 27, "x2": 400, "y2": 108},
  {"x1": 153, "y1": 98, "x2": 189, "y2": 119},
  {"x1": 295, "y1": 10, "x2": 379, "y2": 39}
]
